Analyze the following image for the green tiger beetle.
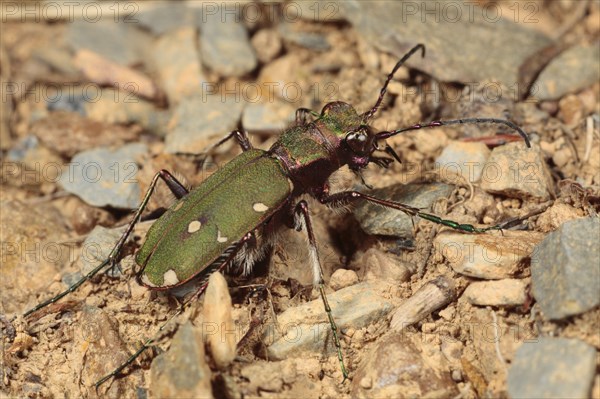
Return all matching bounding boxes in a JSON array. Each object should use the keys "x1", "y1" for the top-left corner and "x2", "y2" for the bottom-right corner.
[{"x1": 23, "y1": 44, "x2": 530, "y2": 387}]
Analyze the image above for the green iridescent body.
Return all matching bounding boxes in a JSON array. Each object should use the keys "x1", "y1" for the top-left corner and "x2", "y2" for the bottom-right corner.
[{"x1": 137, "y1": 149, "x2": 292, "y2": 288}]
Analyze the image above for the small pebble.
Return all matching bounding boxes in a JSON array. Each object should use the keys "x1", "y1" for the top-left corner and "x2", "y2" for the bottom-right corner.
[
  {"x1": 150, "y1": 322, "x2": 213, "y2": 398},
  {"x1": 463, "y1": 279, "x2": 527, "y2": 307},
  {"x1": 354, "y1": 183, "x2": 454, "y2": 237},
  {"x1": 451, "y1": 369, "x2": 462, "y2": 382},
  {"x1": 435, "y1": 231, "x2": 544, "y2": 279},
  {"x1": 203, "y1": 272, "x2": 236, "y2": 369},
  {"x1": 480, "y1": 143, "x2": 554, "y2": 201},
  {"x1": 66, "y1": 19, "x2": 147, "y2": 65},
  {"x1": 435, "y1": 141, "x2": 491, "y2": 183},
  {"x1": 343, "y1": 1, "x2": 550, "y2": 84},
  {"x1": 359, "y1": 376, "x2": 372, "y2": 389},
  {"x1": 59, "y1": 143, "x2": 146, "y2": 209},
  {"x1": 438, "y1": 306, "x2": 456, "y2": 321},
  {"x1": 552, "y1": 147, "x2": 572, "y2": 168},
  {"x1": 153, "y1": 27, "x2": 206, "y2": 104},
  {"x1": 558, "y1": 94, "x2": 584, "y2": 127},
  {"x1": 79, "y1": 225, "x2": 127, "y2": 275},
  {"x1": 251, "y1": 29, "x2": 282, "y2": 63},
  {"x1": 265, "y1": 282, "x2": 392, "y2": 360},
  {"x1": 242, "y1": 101, "x2": 295, "y2": 133},
  {"x1": 329, "y1": 269, "x2": 359, "y2": 291},
  {"x1": 531, "y1": 217, "x2": 600, "y2": 320},
  {"x1": 200, "y1": 6, "x2": 257, "y2": 77}
]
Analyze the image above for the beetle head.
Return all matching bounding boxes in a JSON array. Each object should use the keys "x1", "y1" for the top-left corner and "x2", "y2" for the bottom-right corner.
[{"x1": 319, "y1": 101, "x2": 380, "y2": 171}]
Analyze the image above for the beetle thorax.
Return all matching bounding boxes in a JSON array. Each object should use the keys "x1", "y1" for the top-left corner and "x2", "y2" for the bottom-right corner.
[{"x1": 269, "y1": 101, "x2": 378, "y2": 192}]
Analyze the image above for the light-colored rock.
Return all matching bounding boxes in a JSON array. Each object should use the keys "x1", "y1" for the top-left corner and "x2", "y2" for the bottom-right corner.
[
  {"x1": 435, "y1": 230, "x2": 544, "y2": 279},
  {"x1": 463, "y1": 279, "x2": 527, "y2": 307},
  {"x1": 203, "y1": 272, "x2": 236, "y2": 369}
]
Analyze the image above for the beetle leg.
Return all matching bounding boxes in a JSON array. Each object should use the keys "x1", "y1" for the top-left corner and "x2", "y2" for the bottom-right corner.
[
  {"x1": 317, "y1": 190, "x2": 502, "y2": 233},
  {"x1": 204, "y1": 129, "x2": 253, "y2": 153},
  {"x1": 293, "y1": 200, "x2": 348, "y2": 381},
  {"x1": 295, "y1": 108, "x2": 318, "y2": 126},
  {"x1": 95, "y1": 232, "x2": 255, "y2": 389},
  {"x1": 24, "y1": 170, "x2": 189, "y2": 317}
]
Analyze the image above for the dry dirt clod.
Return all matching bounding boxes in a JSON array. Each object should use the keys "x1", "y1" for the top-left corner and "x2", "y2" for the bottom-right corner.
[{"x1": 351, "y1": 333, "x2": 458, "y2": 398}]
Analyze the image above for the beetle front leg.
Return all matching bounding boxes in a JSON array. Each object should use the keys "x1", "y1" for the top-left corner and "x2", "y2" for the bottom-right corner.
[
  {"x1": 204, "y1": 129, "x2": 253, "y2": 153},
  {"x1": 24, "y1": 170, "x2": 189, "y2": 317},
  {"x1": 295, "y1": 108, "x2": 319, "y2": 126},
  {"x1": 317, "y1": 190, "x2": 501, "y2": 233},
  {"x1": 293, "y1": 200, "x2": 349, "y2": 381}
]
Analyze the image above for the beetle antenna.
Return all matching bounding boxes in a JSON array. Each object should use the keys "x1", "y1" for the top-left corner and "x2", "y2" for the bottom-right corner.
[
  {"x1": 376, "y1": 117, "x2": 531, "y2": 148},
  {"x1": 363, "y1": 43, "x2": 425, "y2": 123}
]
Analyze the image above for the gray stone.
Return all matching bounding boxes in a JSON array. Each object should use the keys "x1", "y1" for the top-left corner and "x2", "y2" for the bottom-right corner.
[
  {"x1": 66, "y1": 19, "x2": 148, "y2": 66},
  {"x1": 507, "y1": 338, "x2": 596, "y2": 399},
  {"x1": 279, "y1": 23, "x2": 330, "y2": 51},
  {"x1": 165, "y1": 94, "x2": 244, "y2": 154},
  {"x1": 137, "y1": 3, "x2": 202, "y2": 35},
  {"x1": 153, "y1": 27, "x2": 207, "y2": 104},
  {"x1": 59, "y1": 143, "x2": 146, "y2": 209},
  {"x1": 199, "y1": 7, "x2": 257, "y2": 77},
  {"x1": 354, "y1": 183, "x2": 454, "y2": 237},
  {"x1": 264, "y1": 282, "x2": 393, "y2": 359},
  {"x1": 531, "y1": 217, "x2": 600, "y2": 320},
  {"x1": 435, "y1": 230, "x2": 544, "y2": 280},
  {"x1": 79, "y1": 225, "x2": 127, "y2": 276},
  {"x1": 241, "y1": 101, "x2": 295, "y2": 133},
  {"x1": 150, "y1": 322, "x2": 213, "y2": 398},
  {"x1": 341, "y1": 1, "x2": 551, "y2": 85},
  {"x1": 534, "y1": 43, "x2": 600, "y2": 101},
  {"x1": 435, "y1": 141, "x2": 491, "y2": 183},
  {"x1": 480, "y1": 143, "x2": 554, "y2": 201}
]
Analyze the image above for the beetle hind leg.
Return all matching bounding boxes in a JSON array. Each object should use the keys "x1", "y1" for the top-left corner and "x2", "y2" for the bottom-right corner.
[
  {"x1": 317, "y1": 190, "x2": 501, "y2": 233},
  {"x1": 293, "y1": 200, "x2": 349, "y2": 381}
]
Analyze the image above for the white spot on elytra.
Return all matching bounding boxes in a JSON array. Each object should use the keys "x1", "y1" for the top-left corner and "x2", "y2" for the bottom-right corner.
[
  {"x1": 217, "y1": 229, "x2": 228, "y2": 243},
  {"x1": 141, "y1": 274, "x2": 157, "y2": 287},
  {"x1": 253, "y1": 202, "x2": 269, "y2": 212},
  {"x1": 163, "y1": 269, "x2": 179, "y2": 286},
  {"x1": 187, "y1": 220, "x2": 201, "y2": 233}
]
